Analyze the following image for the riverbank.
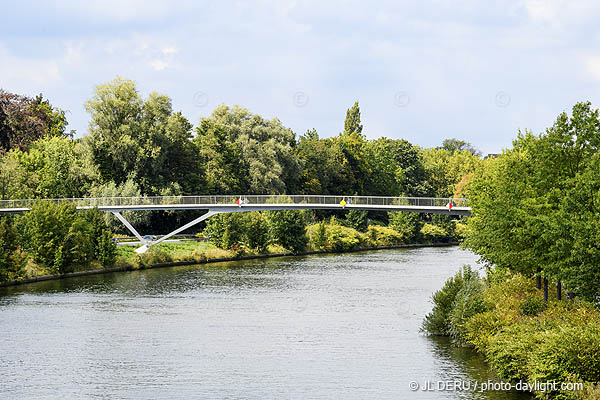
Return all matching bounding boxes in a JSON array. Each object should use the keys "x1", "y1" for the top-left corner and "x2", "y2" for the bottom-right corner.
[
  {"x1": 423, "y1": 266, "x2": 600, "y2": 399},
  {"x1": 0, "y1": 241, "x2": 459, "y2": 287}
]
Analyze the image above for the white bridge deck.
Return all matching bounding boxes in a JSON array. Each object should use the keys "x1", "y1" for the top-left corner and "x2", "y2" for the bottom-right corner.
[{"x1": 0, "y1": 195, "x2": 470, "y2": 253}]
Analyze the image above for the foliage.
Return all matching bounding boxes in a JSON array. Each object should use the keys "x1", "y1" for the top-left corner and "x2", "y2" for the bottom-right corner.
[
  {"x1": 420, "y1": 223, "x2": 447, "y2": 242},
  {"x1": 266, "y1": 210, "x2": 308, "y2": 253},
  {"x1": 196, "y1": 104, "x2": 300, "y2": 194},
  {"x1": 422, "y1": 147, "x2": 482, "y2": 198},
  {"x1": 345, "y1": 209, "x2": 368, "y2": 232},
  {"x1": 84, "y1": 77, "x2": 199, "y2": 194},
  {"x1": 465, "y1": 101, "x2": 600, "y2": 301},
  {"x1": 306, "y1": 218, "x2": 364, "y2": 251},
  {"x1": 0, "y1": 216, "x2": 22, "y2": 280},
  {"x1": 440, "y1": 138, "x2": 481, "y2": 156},
  {"x1": 13, "y1": 201, "x2": 115, "y2": 274},
  {"x1": 389, "y1": 211, "x2": 423, "y2": 242},
  {"x1": 243, "y1": 212, "x2": 269, "y2": 252},
  {"x1": 0, "y1": 90, "x2": 69, "y2": 154},
  {"x1": 422, "y1": 265, "x2": 481, "y2": 337},
  {"x1": 365, "y1": 225, "x2": 403, "y2": 247}
]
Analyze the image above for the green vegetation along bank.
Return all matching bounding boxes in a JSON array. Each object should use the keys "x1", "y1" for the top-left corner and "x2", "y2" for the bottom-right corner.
[
  {"x1": 1, "y1": 78, "x2": 479, "y2": 283},
  {"x1": 0, "y1": 199, "x2": 464, "y2": 284},
  {"x1": 424, "y1": 267, "x2": 600, "y2": 399},
  {"x1": 424, "y1": 102, "x2": 600, "y2": 400}
]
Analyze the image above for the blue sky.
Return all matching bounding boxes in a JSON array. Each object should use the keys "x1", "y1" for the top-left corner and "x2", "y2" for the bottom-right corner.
[{"x1": 1, "y1": 0, "x2": 600, "y2": 154}]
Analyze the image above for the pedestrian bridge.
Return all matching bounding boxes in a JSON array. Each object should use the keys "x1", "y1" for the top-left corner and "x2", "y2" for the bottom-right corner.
[{"x1": 0, "y1": 195, "x2": 470, "y2": 253}]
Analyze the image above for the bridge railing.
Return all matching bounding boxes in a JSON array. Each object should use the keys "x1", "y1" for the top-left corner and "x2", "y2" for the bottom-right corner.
[{"x1": 0, "y1": 195, "x2": 469, "y2": 209}]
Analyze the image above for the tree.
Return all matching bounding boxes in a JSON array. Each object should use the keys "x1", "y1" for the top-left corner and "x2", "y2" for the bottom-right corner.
[
  {"x1": 296, "y1": 130, "x2": 355, "y2": 195},
  {"x1": 465, "y1": 102, "x2": 600, "y2": 301},
  {"x1": 7, "y1": 136, "x2": 99, "y2": 199},
  {"x1": 198, "y1": 105, "x2": 301, "y2": 194},
  {"x1": 363, "y1": 138, "x2": 429, "y2": 196},
  {"x1": 422, "y1": 147, "x2": 482, "y2": 198},
  {"x1": 345, "y1": 209, "x2": 368, "y2": 232},
  {"x1": 84, "y1": 77, "x2": 196, "y2": 194},
  {"x1": 441, "y1": 138, "x2": 481, "y2": 156},
  {"x1": 0, "y1": 90, "x2": 69, "y2": 154},
  {"x1": 266, "y1": 210, "x2": 308, "y2": 253},
  {"x1": 338, "y1": 101, "x2": 367, "y2": 194},
  {"x1": 194, "y1": 119, "x2": 247, "y2": 194}
]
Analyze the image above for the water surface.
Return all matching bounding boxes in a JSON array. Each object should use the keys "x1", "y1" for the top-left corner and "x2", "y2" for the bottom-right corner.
[{"x1": 0, "y1": 247, "x2": 529, "y2": 399}]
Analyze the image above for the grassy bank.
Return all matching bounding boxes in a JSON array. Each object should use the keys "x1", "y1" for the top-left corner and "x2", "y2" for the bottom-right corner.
[{"x1": 423, "y1": 266, "x2": 600, "y2": 399}]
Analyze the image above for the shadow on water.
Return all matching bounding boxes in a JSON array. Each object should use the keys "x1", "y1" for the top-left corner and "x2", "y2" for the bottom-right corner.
[{"x1": 426, "y1": 336, "x2": 532, "y2": 399}]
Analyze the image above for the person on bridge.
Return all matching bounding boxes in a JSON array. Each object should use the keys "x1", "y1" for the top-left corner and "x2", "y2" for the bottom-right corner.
[{"x1": 446, "y1": 201, "x2": 454, "y2": 212}]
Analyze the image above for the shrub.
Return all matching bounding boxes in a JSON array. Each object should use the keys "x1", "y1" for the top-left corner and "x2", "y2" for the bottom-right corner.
[
  {"x1": 454, "y1": 222, "x2": 469, "y2": 239},
  {"x1": 345, "y1": 209, "x2": 368, "y2": 232},
  {"x1": 17, "y1": 201, "x2": 97, "y2": 273},
  {"x1": 244, "y1": 212, "x2": 269, "y2": 252},
  {"x1": 519, "y1": 295, "x2": 547, "y2": 316},
  {"x1": 464, "y1": 311, "x2": 503, "y2": 352},
  {"x1": 389, "y1": 211, "x2": 422, "y2": 242},
  {"x1": 307, "y1": 219, "x2": 364, "y2": 252},
  {"x1": 266, "y1": 210, "x2": 308, "y2": 253},
  {"x1": 0, "y1": 217, "x2": 19, "y2": 280},
  {"x1": 420, "y1": 223, "x2": 447, "y2": 242},
  {"x1": 485, "y1": 322, "x2": 545, "y2": 381},
  {"x1": 528, "y1": 324, "x2": 600, "y2": 392},
  {"x1": 448, "y1": 274, "x2": 486, "y2": 344},
  {"x1": 422, "y1": 265, "x2": 481, "y2": 336},
  {"x1": 203, "y1": 213, "x2": 245, "y2": 250},
  {"x1": 365, "y1": 225, "x2": 404, "y2": 247}
]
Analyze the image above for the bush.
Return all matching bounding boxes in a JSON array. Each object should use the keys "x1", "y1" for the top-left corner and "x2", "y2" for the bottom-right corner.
[
  {"x1": 485, "y1": 322, "x2": 545, "y2": 381},
  {"x1": 519, "y1": 295, "x2": 547, "y2": 316},
  {"x1": 454, "y1": 222, "x2": 469, "y2": 239},
  {"x1": 448, "y1": 274, "x2": 486, "y2": 344},
  {"x1": 345, "y1": 209, "x2": 368, "y2": 232},
  {"x1": 0, "y1": 217, "x2": 19, "y2": 280},
  {"x1": 389, "y1": 211, "x2": 422, "y2": 242},
  {"x1": 365, "y1": 225, "x2": 404, "y2": 247},
  {"x1": 306, "y1": 218, "x2": 363, "y2": 252},
  {"x1": 528, "y1": 324, "x2": 600, "y2": 392},
  {"x1": 464, "y1": 311, "x2": 503, "y2": 352},
  {"x1": 244, "y1": 212, "x2": 269, "y2": 252},
  {"x1": 266, "y1": 210, "x2": 308, "y2": 253},
  {"x1": 420, "y1": 223, "x2": 447, "y2": 242},
  {"x1": 422, "y1": 265, "x2": 481, "y2": 337}
]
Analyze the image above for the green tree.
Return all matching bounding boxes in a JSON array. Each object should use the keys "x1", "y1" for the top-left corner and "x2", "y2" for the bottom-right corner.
[
  {"x1": 389, "y1": 211, "x2": 423, "y2": 243},
  {"x1": 338, "y1": 101, "x2": 367, "y2": 194},
  {"x1": 199, "y1": 105, "x2": 300, "y2": 194},
  {"x1": 17, "y1": 201, "x2": 93, "y2": 273},
  {"x1": 364, "y1": 138, "x2": 429, "y2": 196},
  {"x1": 296, "y1": 130, "x2": 355, "y2": 194},
  {"x1": 345, "y1": 209, "x2": 368, "y2": 232},
  {"x1": 0, "y1": 216, "x2": 19, "y2": 280},
  {"x1": 441, "y1": 138, "x2": 481, "y2": 156},
  {"x1": 465, "y1": 102, "x2": 600, "y2": 300},
  {"x1": 84, "y1": 77, "x2": 197, "y2": 194},
  {"x1": 266, "y1": 210, "x2": 308, "y2": 253}
]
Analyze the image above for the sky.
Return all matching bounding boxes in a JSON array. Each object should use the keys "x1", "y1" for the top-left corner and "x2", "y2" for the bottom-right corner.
[{"x1": 1, "y1": 0, "x2": 600, "y2": 154}]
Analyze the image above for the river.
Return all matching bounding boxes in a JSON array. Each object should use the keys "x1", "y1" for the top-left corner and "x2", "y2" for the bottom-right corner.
[{"x1": 0, "y1": 246, "x2": 529, "y2": 399}]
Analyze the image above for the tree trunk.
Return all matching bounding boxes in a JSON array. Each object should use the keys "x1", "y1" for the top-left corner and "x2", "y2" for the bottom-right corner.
[
  {"x1": 536, "y1": 275, "x2": 541, "y2": 290},
  {"x1": 557, "y1": 280, "x2": 562, "y2": 301},
  {"x1": 543, "y1": 278, "x2": 548, "y2": 302}
]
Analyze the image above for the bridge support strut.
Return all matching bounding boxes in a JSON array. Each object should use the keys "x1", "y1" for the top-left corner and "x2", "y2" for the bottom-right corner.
[
  {"x1": 111, "y1": 211, "x2": 145, "y2": 243},
  {"x1": 134, "y1": 210, "x2": 221, "y2": 254}
]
